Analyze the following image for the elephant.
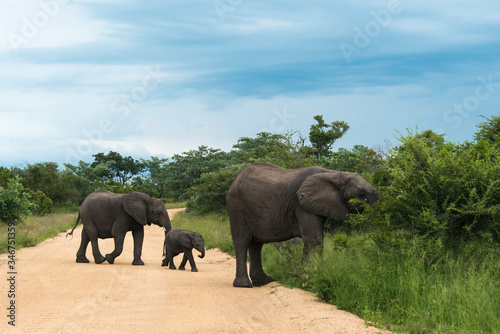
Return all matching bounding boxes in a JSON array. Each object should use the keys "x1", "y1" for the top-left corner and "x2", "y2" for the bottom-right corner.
[
  {"x1": 67, "y1": 190, "x2": 172, "y2": 265},
  {"x1": 226, "y1": 162, "x2": 378, "y2": 288},
  {"x1": 161, "y1": 228, "x2": 205, "y2": 272}
]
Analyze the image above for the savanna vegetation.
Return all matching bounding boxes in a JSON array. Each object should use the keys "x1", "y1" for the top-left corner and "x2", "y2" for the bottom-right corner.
[{"x1": 1, "y1": 113, "x2": 499, "y2": 333}]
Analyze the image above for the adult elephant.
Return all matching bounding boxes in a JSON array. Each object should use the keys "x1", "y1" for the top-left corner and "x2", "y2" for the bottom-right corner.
[
  {"x1": 226, "y1": 162, "x2": 378, "y2": 288},
  {"x1": 67, "y1": 190, "x2": 172, "y2": 265}
]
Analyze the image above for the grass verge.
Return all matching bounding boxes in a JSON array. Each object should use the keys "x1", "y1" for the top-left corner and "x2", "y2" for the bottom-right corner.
[
  {"x1": 263, "y1": 234, "x2": 500, "y2": 334},
  {"x1": 0, "y1": 209, "x2": 77, "y2": 254}
]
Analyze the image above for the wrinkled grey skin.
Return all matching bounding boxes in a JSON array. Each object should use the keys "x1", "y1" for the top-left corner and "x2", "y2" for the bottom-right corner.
[
  {"x1": 226, "y1": 162, "x2": 378, "y2": 288},
  {"x1": 161, "y1": 228, "x2": 205, "y2": 272},
  {"x1": 67, "y1": 190, "x2": 171, "y2": 265}
]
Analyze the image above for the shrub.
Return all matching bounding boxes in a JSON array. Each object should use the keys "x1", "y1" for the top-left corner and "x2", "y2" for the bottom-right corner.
[
  {"x1": 0, "y1": 176, "x2": 36, "y2": 223},
  {"x1": 24, "y1": 189, "x2": 54, "y2": 215},
  {"x1": 356, "y1": 129, "x2": 500, "y2": 245},
  {"x1": 186, "y1": 164, "x2": 246, "y2": 215}
]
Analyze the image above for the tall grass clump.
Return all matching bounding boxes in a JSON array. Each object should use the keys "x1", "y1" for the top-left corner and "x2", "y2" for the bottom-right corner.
[
  {"x1": 261, "y1": 233, "x2": 500, "y2": 333},
  {"x1": 0, "y1": 211, "x2": 77, "y2": 253}
]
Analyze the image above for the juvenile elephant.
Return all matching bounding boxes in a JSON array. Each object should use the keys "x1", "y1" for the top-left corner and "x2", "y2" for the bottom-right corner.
[
  {"x1": 67, "y1": 190, "x2": 171, "y2": 265},
  {"x1": 161, "y1": 228, "x2": 205, "y2": 272},
  {"x1": 226, "y1": 162, "x2": 378, "y2": 288}
]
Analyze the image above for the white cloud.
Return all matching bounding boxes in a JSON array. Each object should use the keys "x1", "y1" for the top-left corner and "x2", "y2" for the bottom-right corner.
[
  {"x1": 0, "y1": 1, "x2": 109, "y2": 51},
  {"x1": 224, "y1": 18, "x2": 300, "y2": 33}
]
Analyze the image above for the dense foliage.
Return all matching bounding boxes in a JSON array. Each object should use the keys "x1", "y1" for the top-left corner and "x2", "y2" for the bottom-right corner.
[
  {"x1": 0, "y1": 176, "x2": 36, "y2": 223},
  {"x1": 366, "y1": 130, "x2": 500, "y2": 244},
  {"x1": 1, "y1": 113, "x2": 499, "y2": 247}
]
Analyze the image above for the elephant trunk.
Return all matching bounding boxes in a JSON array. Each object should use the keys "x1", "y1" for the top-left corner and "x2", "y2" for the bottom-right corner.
[
  {"x1": 163, "y1": 214, "x2": 172, "y2": 232},
  {"x1": 198, "y1": 248, "x2": 205, "y2": 259}
]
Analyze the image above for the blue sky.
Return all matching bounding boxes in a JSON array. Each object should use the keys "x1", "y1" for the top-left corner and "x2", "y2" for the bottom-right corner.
[{"x1": 1, "y1": 0, "x2": 499, "y2": 167}]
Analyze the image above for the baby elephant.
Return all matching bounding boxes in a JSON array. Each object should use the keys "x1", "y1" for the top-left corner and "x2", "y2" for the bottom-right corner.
[{"x1": 162, "y1": 228, "x2": 205, "y2": 272}]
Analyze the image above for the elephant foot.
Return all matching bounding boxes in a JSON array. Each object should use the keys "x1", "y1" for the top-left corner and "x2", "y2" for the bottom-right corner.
[
  {"x1": 178, "y1": 266, "x2": 185, "y2": 270},
  {"x1": 191, "y1": 268, "x2": 198, "y2": 272},
  {"x1": 94, "y1": 255, "x2": 107, "y2": 264},
  {"x1": 169, "y1": 265, "x2": 177, "y2": 270},
  {"x1": 161, "y1": 259, "x2": 168, "y2": 267},
  {"x1": 104, "y1": 254, "x2": 115, "y2": 264},
  {"x1": 251, "y1": 274, "x2": 275, "y2": 287},
  {"x1": 132, "y1": 259, "x2": 145, "y2": 266},
  {"x1": 76, "y1": 256, "x2": 90, "y2": 263},
  {"x1": 233, "y1": 276, "x2": 253, "y2": 288}
]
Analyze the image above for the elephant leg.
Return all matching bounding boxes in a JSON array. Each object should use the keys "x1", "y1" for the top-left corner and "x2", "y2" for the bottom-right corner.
[
  {"x1": 76, "y1": 229, "x2": 90, "y2": 263},
  {"x1": 297, "y1": 211, "x2": 325, "y2": 261},
  {"x1": 233, "y1": 239, "x2": 252, "y2": 288},
  {"x1": 85, "y1": 224, "x2": 106, "y2": 264},
  {"x1": 249, "y1": 242, "x2": 275, "y2": 287},
  {"x1": 168, "y1": 253, "x2": 177, "y2": 270},
  {"x1": 105, "y1": 233, "x2": 126, "y2": 265},
  {"x1": 178, "y1": 253, "x2": 188, "y2": 270},
  {"x1": 180, "y1": 250, "x2": 198, "y2": 272},
  {"x1": 131, "y1": 228, "x2": 145, "y2": 266}
]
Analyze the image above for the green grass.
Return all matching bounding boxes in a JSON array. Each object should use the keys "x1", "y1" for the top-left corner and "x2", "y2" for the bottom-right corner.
[
  {"x1": 0, "y1": 210, "x2": 78, "y2": 254},
  {"x1": 165, "y1": 201, "x2": 187, "y2": 209},
  {"x1": 263, "y1": 234, "x2": 500, "y2": 334}
]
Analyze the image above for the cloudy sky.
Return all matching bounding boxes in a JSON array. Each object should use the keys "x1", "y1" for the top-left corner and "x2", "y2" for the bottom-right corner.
[{"x1": 1, "y1": 0, "x2": 499, "y2": 167}]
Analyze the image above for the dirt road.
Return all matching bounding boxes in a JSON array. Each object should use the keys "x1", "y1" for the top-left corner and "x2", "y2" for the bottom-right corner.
[{"x1": 1, "y1": 209, "x2": 387, "y2": 333}]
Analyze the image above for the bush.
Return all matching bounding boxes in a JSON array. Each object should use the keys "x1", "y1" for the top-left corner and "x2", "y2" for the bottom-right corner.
[
  {"x1": 186, "y1": 164, "x2": 246, "y2": 215},
  {"x1": 0, "y1": 176, "x2": 36, "y2": 223},
  {"x1": 358, "y1": 130, "x2": 500, "y2": 245},
  {"x1": 24, "y1": 189, "x2": 54, "y2": 215}
]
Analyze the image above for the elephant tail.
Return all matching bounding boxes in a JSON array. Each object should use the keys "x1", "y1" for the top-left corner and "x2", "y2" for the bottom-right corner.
[{"x1": 66, "y1": 212, "x2": 81, "y2": 240}]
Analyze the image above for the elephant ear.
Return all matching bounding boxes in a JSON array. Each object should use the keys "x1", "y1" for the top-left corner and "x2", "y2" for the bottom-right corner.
[
  {"x1": 123, "y1": 191, "x2": 149, "y2": 226},
  {"x1": 297, "y1": 172, "x2": 350, "y2": 220}
]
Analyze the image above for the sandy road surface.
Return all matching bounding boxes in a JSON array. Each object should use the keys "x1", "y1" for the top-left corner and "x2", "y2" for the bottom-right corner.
[{"x1": 1, "y1": 209, "x2": 387, "y2": 333}]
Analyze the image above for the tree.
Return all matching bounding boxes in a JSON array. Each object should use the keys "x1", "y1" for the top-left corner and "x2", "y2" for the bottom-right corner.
[
  {"x1": 165, "y1": 146, "x2": 236, "y2": 201},
  {"x1": 474, "y1": 113, "x2": 500, "y2": 148},
  {"x1": 309, "y1": 115, "x2": 349, "y2": 158},
  {"x1": 264, "y1": 130, "x2": 315, "y2": 169},
  {"x1": 233, "y1": 132, "x2": 286, "y2": 162},
  {"x1": 0, "y1": 166, "x2": 13, "y2": 188},
  {"x1": 24, "y1": 189, "x2": 54, "y2": 215},
  {"x1": 0, "y1": 176, "x2": 36, "y2": 223},
  {"x1": 64, "y1": 160, "x2": 115, "y2": 203},
  {"x1": 91, "y1": 151, "x2": 145, "y2": 185},
  {"x1": 132, "y1": 157, "x2": 170, "y2": 199},
  {"x1": 186, "y1": 164, "x2": 245, "y2": 214},
  {"x1": 12, "y1": 162, "x2": 69, "y2": 204}
]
